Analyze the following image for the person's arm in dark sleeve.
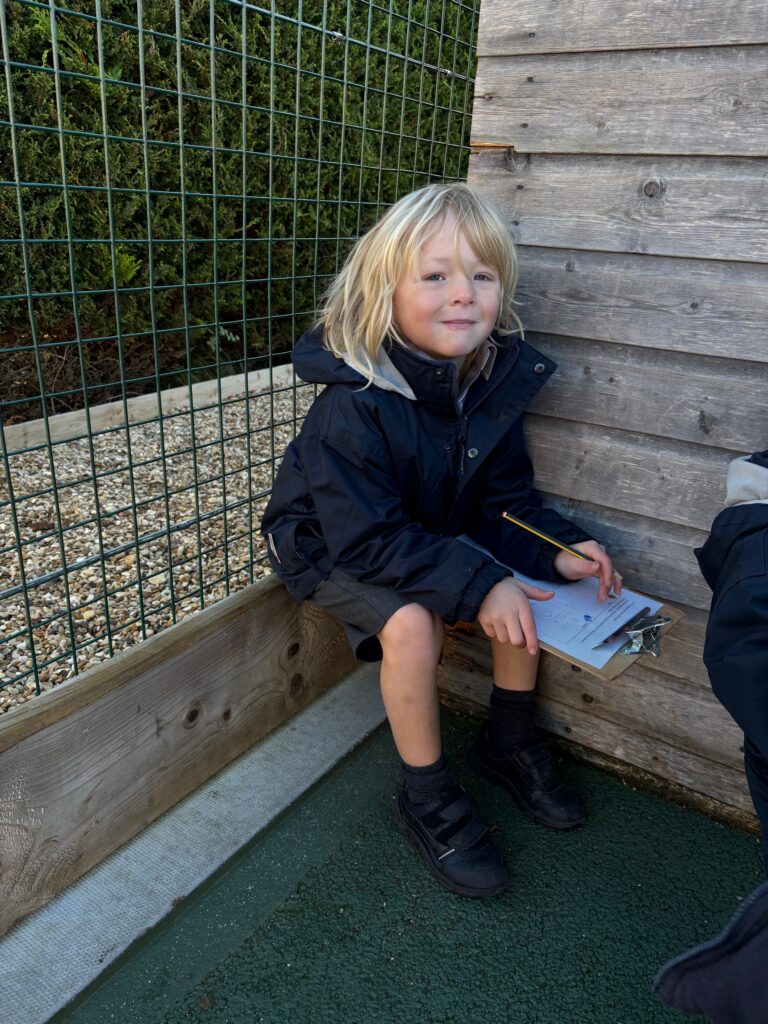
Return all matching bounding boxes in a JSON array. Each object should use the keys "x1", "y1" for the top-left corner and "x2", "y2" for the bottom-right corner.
[
  {"x1": 307, "y1": 431, "x2": 510, "y2": 623},
  {"x1": 467, "y1": 418, "x2": 592, "y2": 581}
]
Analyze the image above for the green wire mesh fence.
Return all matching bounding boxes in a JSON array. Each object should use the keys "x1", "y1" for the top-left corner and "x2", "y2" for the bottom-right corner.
[{"x1": 0, "y1": 0, "x2": 478, "y2": 708}]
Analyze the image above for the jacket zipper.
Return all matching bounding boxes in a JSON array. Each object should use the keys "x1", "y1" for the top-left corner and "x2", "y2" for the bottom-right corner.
[
  {"x1": 447, "y1": 342, "x2": 522, "y2": 521},
  {"x1": 457, "y1": 416, "x2": 468, "y2": 476}
]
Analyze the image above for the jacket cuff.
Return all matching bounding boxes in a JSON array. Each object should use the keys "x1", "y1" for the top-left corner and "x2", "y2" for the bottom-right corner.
[
  {"x1": 531, "y1": 525, "x2": 594, "y2": 582},
  {"x1": 455, "y1": 560, "x2": 511, "y2": 623}
]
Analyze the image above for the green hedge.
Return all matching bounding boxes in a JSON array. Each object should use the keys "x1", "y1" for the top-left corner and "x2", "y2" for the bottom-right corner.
[{"x1": 0, "y1": 0, "x2": 477, "y2": 421}]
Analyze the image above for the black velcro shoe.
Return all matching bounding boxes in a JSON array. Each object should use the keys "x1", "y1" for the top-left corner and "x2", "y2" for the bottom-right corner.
[
  {"x1": 469, "y1": 727, "x2": 586, "y2": 830},
  {"x1": 393, "y1": 785, "x2": 509, "y2": 899}
]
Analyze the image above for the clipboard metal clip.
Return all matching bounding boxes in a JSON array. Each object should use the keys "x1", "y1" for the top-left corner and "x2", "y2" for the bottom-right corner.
[
  {"x1": 592, "y1": 606, "x2": 651, "y2": 650},
  {"x1": 617, "y1": 613, "x2": 673, "y2": 657}
]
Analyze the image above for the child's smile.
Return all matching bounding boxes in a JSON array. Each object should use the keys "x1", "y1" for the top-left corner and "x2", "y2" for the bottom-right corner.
[{"x1": 391, "y1": 213, "x2": 501, "y2": 361}]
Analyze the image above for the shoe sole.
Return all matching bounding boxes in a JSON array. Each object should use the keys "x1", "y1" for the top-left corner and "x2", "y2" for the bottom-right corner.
[
  {"x1": 393, "y1": 798, "x2": 509, "y2": 900},
  {"x1": 469, "y1": 750, "x2": 585, "y2": 831}
]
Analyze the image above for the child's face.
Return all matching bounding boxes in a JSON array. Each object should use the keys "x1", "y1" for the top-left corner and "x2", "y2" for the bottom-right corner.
[{"x1": 391, "y1": 214, "x2": 501, "y2": 361}]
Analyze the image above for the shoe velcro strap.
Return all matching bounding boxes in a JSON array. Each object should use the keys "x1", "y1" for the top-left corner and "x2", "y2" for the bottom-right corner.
[
  {"x1": 514, "y1": 741, "x2": 552, "y2": 768},
  {"x1": 436, "y1": 791, "x2": 488, "y2": 850},
  {"x1": 515, "y1": 743, "x2": 562, "y2": 787},
  {"x1": 436, "y1": 789, "x2": 474, "y2": 824},
  {"x1": 444, "y1": 815, "x2": 488, "y2": 851}
]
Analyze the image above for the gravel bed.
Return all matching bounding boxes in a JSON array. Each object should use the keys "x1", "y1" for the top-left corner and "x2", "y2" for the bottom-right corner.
[{"x1": 0, "y1": 383, "x2": 316, "y2": 715}]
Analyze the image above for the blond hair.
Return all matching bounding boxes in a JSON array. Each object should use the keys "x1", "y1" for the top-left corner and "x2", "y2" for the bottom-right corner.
[{"x1": 319, "y1": 183, "x2": 523, "y2": 383}]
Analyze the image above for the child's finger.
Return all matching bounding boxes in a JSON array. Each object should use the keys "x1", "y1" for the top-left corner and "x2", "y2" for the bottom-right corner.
[
  {"x1": 519, "y1": 608, "x2": 539, "y2": 655},
  {"x1": 598, "y1": 558, "x2": 615, "y2": 601},
  {"x1": 518, "y1": 582, "x2": 556, "y2": 602},
  {"x1": 494, "y1": 622, "x2": 510, "y2": 645}
]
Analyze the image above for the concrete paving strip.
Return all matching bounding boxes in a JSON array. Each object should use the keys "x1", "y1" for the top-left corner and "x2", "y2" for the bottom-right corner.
[{"x1": 1, "y1": 665, "x2": 385, "y2": 1024}]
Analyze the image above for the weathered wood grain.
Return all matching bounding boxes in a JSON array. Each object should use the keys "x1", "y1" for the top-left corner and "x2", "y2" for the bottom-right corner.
[
  {"x1": 472, "y1": 47, "x2": 768, "y2": 155},
  {"x1": 539, "y1": 698, "x2": 752, "y2": 813},
  {"x1": 515, "y1": 247, "x2": 768, "y2": 363},
  {"x1": 0, "y1": 575, "x2": 356, "y2": 937},
  {"x1": 529, "y1": 415, "x2": 733, "y2": 532},
  {"x1": 540, "y1": 496, "x2": 712, "y2": 612},
  {"x1": 468, "y1": 150, "x2": 768, "y2": 263},
  {"x1": 440, "y1": 621, "x2": 742, "y2": 769},
  {"x1": 539, "y1": 662, "x2": 744, "y2": 771},
  {"x1": 477, "y1": 0, "x2": 768, "y2": 57},
  {"x1": 526, "y1": 333, "x2": 767, "y2": 454},
  {"x1": 439, "y1": 635, "x2": 752, "y2": 815}
]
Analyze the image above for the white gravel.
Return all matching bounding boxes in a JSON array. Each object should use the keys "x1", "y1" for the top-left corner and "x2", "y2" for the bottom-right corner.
[{"x1": 0, "y1": 382, "x2": 315, "y2": 715}]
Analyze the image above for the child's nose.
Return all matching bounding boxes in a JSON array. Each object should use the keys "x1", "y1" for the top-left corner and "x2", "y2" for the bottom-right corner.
[{"x1": 449, "y1": 276, "x2": 475, "y2": 303}]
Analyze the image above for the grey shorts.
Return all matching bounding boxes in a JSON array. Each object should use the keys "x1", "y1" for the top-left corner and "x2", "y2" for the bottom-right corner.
[{"x1": 306, "y1": 568, "x2": 412, "y2": 663}]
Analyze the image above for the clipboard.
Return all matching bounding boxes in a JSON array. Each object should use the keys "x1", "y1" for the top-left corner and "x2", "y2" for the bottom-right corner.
[{"x1": 539, "y1": 600, "x2": 684, "y2": 681}]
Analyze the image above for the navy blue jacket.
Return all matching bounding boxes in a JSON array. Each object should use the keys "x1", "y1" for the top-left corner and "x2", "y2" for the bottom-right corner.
[
  {"x1": 261, "y1": 327, "x2": 592, "y2": 625},
  {"x1": 695, "y1": 496, "x2": 768, "y2": 740}
]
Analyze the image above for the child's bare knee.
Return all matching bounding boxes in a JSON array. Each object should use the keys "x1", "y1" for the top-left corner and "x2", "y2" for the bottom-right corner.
[{"x1": 379, "y1": 603, "x2": 443, "y2": 660}]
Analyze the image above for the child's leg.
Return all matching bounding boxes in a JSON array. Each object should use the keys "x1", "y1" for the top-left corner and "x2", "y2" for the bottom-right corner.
[
  {"x1": 379, "y1": 604, "x2": 509, "y2": 898},
  {"x1": 469, "y1": 638, "x2": 585, "y2": 829},
  {"x1": 491, "y1": 637, "x2": 539, "y2": 688},
  {"x1": 487, "y1": 638, "x2": 539, "y2": 749},
  {"x1": 377, "y1": 602, "x2": 444, "y2": 766}
]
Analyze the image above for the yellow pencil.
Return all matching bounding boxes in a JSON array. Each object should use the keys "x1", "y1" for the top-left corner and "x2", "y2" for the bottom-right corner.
[{"x1": 501, "y1": 511, "x2": 591, "y2": 561}]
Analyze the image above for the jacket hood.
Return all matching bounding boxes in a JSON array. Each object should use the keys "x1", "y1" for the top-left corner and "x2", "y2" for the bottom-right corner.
[
  {"x1": 724, "y1": 453, "x2": 768, "y2": 507},
  {"x1": 291, "y1": 325, "x2": 416, "y2": 399},
  {"x1": 695, "y1": 453, "x2": 768, "y2": 591},
  {"x1": 291, "y1": 325, "x2": 551, "y2": 421}
]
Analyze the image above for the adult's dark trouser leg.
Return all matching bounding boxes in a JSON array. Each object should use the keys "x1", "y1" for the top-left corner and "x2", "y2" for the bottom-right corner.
[
  {"x1": 743, "y1": 738, "x2": 768, "y2": 873},
  {"x1": 710, "y1": 670, "x2": 768, "y2": 872}
]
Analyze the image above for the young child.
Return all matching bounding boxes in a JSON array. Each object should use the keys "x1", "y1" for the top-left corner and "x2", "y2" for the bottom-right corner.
[{"x1": 261, "y1": 183, "x2": 619, "y2": 898}]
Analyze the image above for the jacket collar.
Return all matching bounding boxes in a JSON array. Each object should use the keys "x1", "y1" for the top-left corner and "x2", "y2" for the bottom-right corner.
[
  {"x1": 385, "y1": 333, "x2": 555, "y2": 419},
  {"x1": 386, "y1": 335, "x2": 512, "y2": 416}
]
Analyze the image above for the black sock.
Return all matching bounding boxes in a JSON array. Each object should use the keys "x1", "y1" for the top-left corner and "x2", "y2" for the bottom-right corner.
[
  {"x1": 401, "y1": 754, "x2": 455, "y2": 806},
  {"x1": 487, "y1": 685, "x2": 537, "y2": 754}
]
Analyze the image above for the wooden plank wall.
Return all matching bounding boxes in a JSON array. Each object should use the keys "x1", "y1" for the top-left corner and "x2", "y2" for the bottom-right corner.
[{"x1": 449, "y1": 0, "x2": 768, "y2": 821}]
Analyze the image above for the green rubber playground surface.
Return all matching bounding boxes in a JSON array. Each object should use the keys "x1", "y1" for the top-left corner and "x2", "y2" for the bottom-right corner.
[{"x1": 56, "y1": 711, "x2": 763, "y2": 1024}]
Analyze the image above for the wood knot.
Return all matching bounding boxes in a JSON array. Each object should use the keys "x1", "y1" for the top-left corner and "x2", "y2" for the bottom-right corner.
[
  {"x1": 698, "y1": 410, "x2": 716, "y2": 436},
  {"x1": 287, "y1": 641, "x2": 300, "y2": 658},
  {"x1": 504, "y1": 150, "x2": 529, "y2": 173},
  {"x1": 642, "y1": 178, "x2": 665, "y2": 199},
  {"x1": 183, "y1": 702, "x2": 202, "y2": 729}
]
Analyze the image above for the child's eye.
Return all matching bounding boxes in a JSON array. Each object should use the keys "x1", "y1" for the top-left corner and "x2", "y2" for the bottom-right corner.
[
  {"x1": 475, "y1": 272, "x2": 494, "y2": 281},
  {"x1": 423, "y1": 273, "x2": 444, "y2": 281}
]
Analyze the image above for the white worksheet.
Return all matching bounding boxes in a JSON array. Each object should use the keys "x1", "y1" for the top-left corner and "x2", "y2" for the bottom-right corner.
[{"x1": 512, "y1": 571, "x2": 663, "y2": 669}]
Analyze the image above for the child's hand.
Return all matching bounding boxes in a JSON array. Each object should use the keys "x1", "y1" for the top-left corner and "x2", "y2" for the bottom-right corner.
[
  {"x1": 477, "y1": 576, "x2": 555, "y2": 656},
  {"x1": 553, "y1": 541, "x2": 622, "y2": 602}
]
